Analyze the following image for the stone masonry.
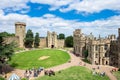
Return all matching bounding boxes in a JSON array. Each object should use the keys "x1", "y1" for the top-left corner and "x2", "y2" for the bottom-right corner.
[{"x1": 73, "y1": 29, "x2": 118, "y2": 66}]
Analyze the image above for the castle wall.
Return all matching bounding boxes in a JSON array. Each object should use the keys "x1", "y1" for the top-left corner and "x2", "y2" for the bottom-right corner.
[
  {"x1": 73, "y1": 29, "x2": 116, "y2": 65},
  {"x1": 39, "y1": 38, "x2": 47, "y2": 48},
  {"x1": 87, "y1": 40, "x2": 111, "y2": 65},
  {"x1": 3, "y1": 36, "x2": 19, "y2": 46},
  {"x1": 57, "y1": 39, "x2": 64, "y2": 48}
]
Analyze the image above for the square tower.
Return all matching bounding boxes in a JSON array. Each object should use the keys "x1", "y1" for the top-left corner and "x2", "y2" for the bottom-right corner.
[{"x1": 15, "y1": 22, "x2": 26, "y2": 48}]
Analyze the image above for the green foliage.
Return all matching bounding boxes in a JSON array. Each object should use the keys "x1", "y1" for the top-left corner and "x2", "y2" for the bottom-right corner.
[
  {"x1": 0, "y1": 33, "x2": 15, "y2": 64},
  {"x1": 84, "y1": 50, "x2": 88, "y2": 58},
  {"x1": 65, "y1": 36, "x2": 73, "y2": 47},
  {"x1": 58, "y1": 33, "x2": 65, "y2": 39},
  {"x1": 36, "y1": 66, "x2": 109, "y2": 80},
  {"x1": 82, "y1": 58, "x2": 91, "y2": 64},
  {"x1": 9, "y1": 49, "x2": 70, "y2": 69},
  {"x1": 24, "y1": 29, "x2": 34, "y2": 48},
  {"x1": 0, "y1": 33, "x2": 15, "y2": 73},
  {"x1": 0, "y1": 32, "x2": 15, "y2": 37},
  {"x1": 34, "y1": 33, "x2": 40, "y2": 48}
]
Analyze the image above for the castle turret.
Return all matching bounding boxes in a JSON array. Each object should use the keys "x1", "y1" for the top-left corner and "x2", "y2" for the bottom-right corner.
[{"x1": 15, "y1": 22, "x2": 26, "y2": 48}]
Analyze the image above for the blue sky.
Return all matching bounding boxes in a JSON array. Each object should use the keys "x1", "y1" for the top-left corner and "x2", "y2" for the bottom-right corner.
[{"x1": 0, "y1": 0, "x2": 120, "y2": 37}]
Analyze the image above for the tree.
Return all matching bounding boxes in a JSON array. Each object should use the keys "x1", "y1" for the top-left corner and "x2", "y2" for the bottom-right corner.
[
  {"x1": 84, "y1": 50, "x2": 88, "y2": 58},
  {"x1": 0, "y1": 32, "x2": 15, "y2": 73},
  {"x1": 24, "y1": 29, "x2": 34, "y2": 48},
  {"x1": 34, "y1": 33, "x2": 40, "y2": 48},
  {"x1": 58, "y1": 33, "x2": 65, "y2": 39},
  {"x1": 0, "y1": 32, "x2": 15, "y2": 37},
  {"x1": 65, "y1": 36, "x2": 73, "y2": 47}
]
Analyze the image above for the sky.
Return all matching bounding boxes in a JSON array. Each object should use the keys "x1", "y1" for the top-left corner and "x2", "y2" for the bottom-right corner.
[{"x1": 0, "y1": 0, "x2": 120, "y2": 37}]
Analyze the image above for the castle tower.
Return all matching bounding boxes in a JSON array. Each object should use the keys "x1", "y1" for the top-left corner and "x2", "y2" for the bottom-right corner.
[
  {"x1": 118, "y1": 28, "x2": 120, "y2": 67},
  {"x1": 52, "y1": 31, "x2": 57, "y2": 48},
  {"x1": 15, "y1": 22, "x2": 26, "y2": 48},
  {"x1": 47, "y1": 31, "x2": 57, "y2": 48}
]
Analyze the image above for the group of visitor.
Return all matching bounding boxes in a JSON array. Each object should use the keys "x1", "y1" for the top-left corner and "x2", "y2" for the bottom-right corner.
[
  {"x1": 92, "y1": 66, "x2": 105, "y2": 76},
  {"x1": 24, "y1": 67, "x2": 44, "y2": 79}
]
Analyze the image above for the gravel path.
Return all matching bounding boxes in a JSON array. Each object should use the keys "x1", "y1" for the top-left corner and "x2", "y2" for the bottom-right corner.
[{"x1": 6, "y1": 50, "x2": 117, "y2": 80}]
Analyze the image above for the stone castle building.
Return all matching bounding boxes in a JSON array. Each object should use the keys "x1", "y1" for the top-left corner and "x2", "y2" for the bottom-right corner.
[
  {"x1": 109, "y1": 28, "x2": 120, "y2": 67},
  {"x1": 3, "y1": 22, "x2": 120, "y2": 67},
  {"x1": 4, "y1": 22, "x2": 64, "y2": 48},
  {"x1": 73, "y1": 29, "x2": 120, "y2": 67}
]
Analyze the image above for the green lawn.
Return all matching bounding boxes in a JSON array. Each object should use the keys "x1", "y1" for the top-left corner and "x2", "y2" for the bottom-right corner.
[
  {"x1": 9, "y1": 49, "x2": 70, "y2": 69},
  {"x1": 36, "y1": 66, "x2": 109, "y2": 80},
  {"x1": 113, "y1": 71, "x2": 120, "y2": 80}
]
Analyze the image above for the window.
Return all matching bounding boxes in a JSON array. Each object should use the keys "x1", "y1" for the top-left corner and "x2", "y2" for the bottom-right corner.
[
  {"x1": 96, "y1": 53, "x2": 98, "y2": 58},
  {"x1": 95, "y1": 45, "x2": 97, "y2": 51},
  {"x1": 104, "y1": 44, "x2": 108, "y2": 50}
]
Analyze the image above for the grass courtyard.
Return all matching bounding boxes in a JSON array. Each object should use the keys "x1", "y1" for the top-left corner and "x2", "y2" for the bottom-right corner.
[
  {"x1": 36, "y1": 66, "x2": 109, "y2": 80},
  {"x1": 113, "y1": 71, "x2": 120, "y2": 80},
  {"x1": 9, "y1": 49, "x2": 70, "y2": 69}
]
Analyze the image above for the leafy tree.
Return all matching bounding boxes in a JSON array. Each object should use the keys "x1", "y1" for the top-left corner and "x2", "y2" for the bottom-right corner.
[
  {"x1": 34, "y1": 33, "x2": 40, "y2": 48},
  {"x1": 65, "y1": 36, "x2": 73, "y2": 47},
  {"x1": 0, "y1": 32, "x2": 15, "y2": 73},
  {"x1": 0, "y1": 32, "x2": 15, "y2": 37},
  {"x1": 84, "y1": 50, "x2": 88, "y2": 58},
  {"x1": 58, "y1": 33, "x2": 65, "y2": 39},
  {"x1": 24, "y1": 29, "x2": 34, "y2": 48}
]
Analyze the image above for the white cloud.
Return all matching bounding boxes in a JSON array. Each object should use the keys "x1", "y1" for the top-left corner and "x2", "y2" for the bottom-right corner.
[
  {"x1": 60, "y1": 0, "x2": 120, "y2": 13},
  {"x1": 0, "y1": 0, "x2": 120, "y2": 14},
  {"x1": 0, "y1": 12, "x2": 120, "y2": 37},
  {"x1": 0, "y1": 0, "x2": 29, "y2": 13},
  {"x1": 30, "y1": 0, "x2": 120, "y2": 14}
]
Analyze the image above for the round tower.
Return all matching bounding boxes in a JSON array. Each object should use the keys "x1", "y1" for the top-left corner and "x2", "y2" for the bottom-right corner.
[{"x1": 15, "y1": 22, "x2": 26, "y2": 48}]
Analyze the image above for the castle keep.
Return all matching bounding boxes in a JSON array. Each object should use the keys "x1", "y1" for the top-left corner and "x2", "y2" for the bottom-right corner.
[{"x1": 15, "y1": 22, "x2": 26, "y2": 48}]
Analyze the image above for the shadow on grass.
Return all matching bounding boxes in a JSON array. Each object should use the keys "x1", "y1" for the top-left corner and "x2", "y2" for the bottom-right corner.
[{"x1": 10, "y1": 62, "x2": 19, "y2": 68}]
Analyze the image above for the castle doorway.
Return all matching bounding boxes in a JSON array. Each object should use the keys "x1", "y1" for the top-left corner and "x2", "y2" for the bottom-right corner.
[
  {"x1": 51, "y1": 45, "x2": 54, "y2": 48},
  {"x1": 106, "y1": 61, "x2": 108, "y2": 65}
]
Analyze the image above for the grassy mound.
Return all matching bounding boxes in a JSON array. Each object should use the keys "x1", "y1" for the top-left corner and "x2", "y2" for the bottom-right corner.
[{"x1": 9, "y1": 49, "x2": 70, "y2": 69}]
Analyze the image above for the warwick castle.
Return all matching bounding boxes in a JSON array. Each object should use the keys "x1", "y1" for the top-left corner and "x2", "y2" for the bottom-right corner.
[{"x1": 4, "y1": 22, "x2": 120, "y2": 68}]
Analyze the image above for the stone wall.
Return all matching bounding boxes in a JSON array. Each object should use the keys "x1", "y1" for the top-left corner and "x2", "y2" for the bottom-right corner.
[
  {"x1": 87, "y1": 39, "x2": 111, "y2": 65},
  {"x1": 57, "y1": 39, "x2": 64, "y2": 48},
  {"x1": 73, "y1": 29, "x2": 117, "y2": 65},
  {"x1": 3, "y1": 36, "x2": 19, "y2": 46},
  {"x1": 39, "y1": 37, "x2": 47, "y2": 48}
]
